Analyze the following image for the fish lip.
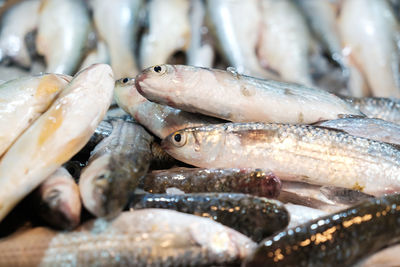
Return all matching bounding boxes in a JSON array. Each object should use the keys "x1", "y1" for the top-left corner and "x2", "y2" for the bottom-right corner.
[{"x1": 135, "y1": 73, "x2": 148, "y2": 96}]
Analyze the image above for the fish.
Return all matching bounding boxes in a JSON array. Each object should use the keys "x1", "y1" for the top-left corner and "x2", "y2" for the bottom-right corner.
[
  {"x1": 33, "y1": 167, "x2": 81, "y2": 230},
  {"x1": 341, "y1": 96, "x2": 400, "y2": 124},
  {"x1": 139, "y1": 0, "x2": 190, "y2": 69},
  {"x1": 0, "y1": 73, "x2": 71, "y2": 157},
  {"x1": 115, "y1": 77, "x2": 222, "y2": 139},
  {"x1": 78, "y1": 41, "x2": 110, "y2": 71},
  {"x1": 148, "y1": 142, "x2": 178, "y2": 170},
  {"x1": 243, "y1": 194, "x2": 400, "y2": 267},
  {"x1": 0, "y1": 0, "x2": 40, "y2": 68},
  {"x1": 285, "y1": 203, "x2": 327, "y2": 229},
  {"x1": 0, "y1": 209, "x2": 256, "y2": 266},
  {"x1": 129, "y1": 193, "x2": 289, "y2": 242},
  {"x1": 317, "y1": 117, "x2": 400, "y2": 145},
  {"x1": 79, "y1": 119, "x2": 153, "y2": 218},
  {"x1": 0, "y1": 64, "x2": 114, "y2": 222},
  {"x1": 36, "y1": 0, "x2": 90, "y2": 74},
  {"x1": 338, "y1": 0, "x2": 400, "y2": 97},
  {"x1": 161, "y1": 122, "x2": 400, "y2": 196},
  {"x1": 257, "y1": 0, "x2": 313, "y2": 86},
  {"x1": 141, "y1": 167, "x2": 282, "y2": 198},
  {"x1": 90, "y1": 0, "x2": 142, "y2": 79},
  {"x1": 357, "y1": 244, "x2": 400, "y2": 267},
  {"x1": 135, "y1": 64, "x2": 362, "y2": 124}
]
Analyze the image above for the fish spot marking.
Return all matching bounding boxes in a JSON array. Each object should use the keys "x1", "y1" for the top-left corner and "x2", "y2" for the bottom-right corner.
[
  {"x1": 298, "y1": 112, "x2": 304, "y2": 123},
  {"x1": 240, "y1": 86, "x2": 254, "y2": 97},
  {"x1": 36, "y1": 75, "x2": 62, "y2": 99},
  {"x1": 284, "y1": 88, "x2": 295, "y2": 96},
  {"x1": 352, "y1": 182, "x2": 365, "y2": 192},
  {"x1": 38, "y1": 106, "x2": 64, "y2": 146}
]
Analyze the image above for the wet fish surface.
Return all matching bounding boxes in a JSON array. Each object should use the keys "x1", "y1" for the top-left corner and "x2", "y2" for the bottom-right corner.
[
  {"x1": 141, "y1": 167, "x2": 281, "y2": 198},
  {"x1": 162, "y1": 122, "x2": 400, "y2": 196},
  {"x1": 285, "y1": 203, "x2": 327, "y2": 228},
  {"x1": 136, "y1": 64, "x2": 362, "y2": 124},
  {"x1": 0, "y1": 209, "x2": 256, "y2": 266},
  {"x1": 243, "y1": 194, "x2": 400, "y2": 267}
]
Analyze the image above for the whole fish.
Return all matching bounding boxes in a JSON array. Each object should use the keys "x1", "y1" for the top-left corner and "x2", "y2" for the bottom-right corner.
[
  {"x1": 141, "y1": 167, "x2": 281, "y2": 198},
  {"x1": 115, "y1": 77, "x2": 222, "y2": 139},
  {"x1": 79, "y1": 119, "x2": 153, "y2": 218},
  {"x1": 0, "y1": 73, "x2": 71, "y2": 157},
  {"x1": 258, "y1": 0, "x2": 313, "y2": 86},
  {"x1": 161, "y1": 122, "x2": 400, "y2": 196},
  {"x1": 0, "y1": 64, "x2": 114, "y2": 222},
  {"x1": 36, "y1": 0, "x2": 90, "y2": 74},
  {"x1": 140, "y1": 0, "x2": 190, "y2": 69},
  {"x1": 130, "y1": 193, "x2": 289, "y2": 242},
  {"x1": 0, "y1": 209, "x2": 256, "y2": 266},
  {"x1": 357, "y1": 244, "x2": 400, "y2": 267},
  {"x1": 33, "y1": 167, "x2": 81, "y2": 230},
  {"x1": 243, "y1": 194, "x2": 400, "y2": 267},
  {"x1": 285, "y1": 203, "x2": 327, "y2": 229},
  {"x1": 338, "y1": 0, "x2": 400, "y2": 97},
  {"x1": 135, "y1": 64, "x2": 362, "y2": 124},
  {"x1": 342, "y1": 96, "x2": 400, "y2": 124},
  {"x1": 0, "y1": 0, "x2": 39, "y2": 68},
  {"x1": 91, "y1": 0, "x2": 142, "y2": 78},
  {"x1": 317, "y1": 117, "x2": 400, "y2": 145},
  {"x1": 78, "y1": 41, "x2": 110, "y2": 71}
]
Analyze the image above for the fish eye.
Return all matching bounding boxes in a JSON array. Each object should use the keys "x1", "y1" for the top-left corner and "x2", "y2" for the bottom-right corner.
[
  {"x1": 152, "y1": 65, "x2": 166, "y2": 74},
  {"x1": 122, "y1": 78, "x2": 129, "y2": 83},
  {"x1": 171, "y1": 131, "x2": 187, "y2": 147}
]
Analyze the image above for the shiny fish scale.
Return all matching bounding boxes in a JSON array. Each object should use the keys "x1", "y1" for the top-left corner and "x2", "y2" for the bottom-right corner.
[{"x1": 244, "y1": 194, "x2": 400, "y2": 267}]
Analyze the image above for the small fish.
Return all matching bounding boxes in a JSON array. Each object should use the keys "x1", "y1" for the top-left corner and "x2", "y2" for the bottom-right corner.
[
  {"x1": 285, "y1": 203, "x2": 327, "y2": 229},
  {"x1": 36, "y1": 0, "x2": 90, "y2": 74},
  {"x1": 130, "y1": 193, "x2": 289, "y2": 242},
  {"x1": 91, "y1": 0, "x2": 142, "y2": 78},
  {"x1": 243, "y1": 194, "x2": 400, "y2": 267},
  {"x1": 33, "y1": 167, "x2": 81, "y2": 230},
  {"x1": 141, "y1": 167, "x2": 281, "y2": 198},
  {"x1": 0, "y1": 209, "x2": 256, "y2": 266},
  {"x1": 79, "y1": 119, "x2": 153, "y2": 218},
  {"x1": 0, "y1": 0, "x2": 40, "y2": 68},
  {"x1": 115, "y1": 77, "x2": 222, "y2": 139},
  {"x1": 0, "y1": 73, "x2": 71, "y2": 157},
  {"x1": 161, "y1": 122, "x2": 400, "y2": 196},
  {"x1": 0, "y1": 64, "x2": 114, "y2": 223},
  {"x1": 140, "y1": 0, "x2": 190, "y2": 69},
  {"x1": 135, "y1": 64, "x2": 362, "y2": 124}
]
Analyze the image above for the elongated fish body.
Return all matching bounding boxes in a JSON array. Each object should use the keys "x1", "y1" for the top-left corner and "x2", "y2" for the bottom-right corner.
[
  {"x1": 162, "y1": 122, "x2": 400, "y2": 196},
  {"x1": 34, "y1": 167, "x2": 81, "y2": 230},
  {"x1": 141, "y1": 167, "x2": 281, "y2": 198},
  {"x1": 91, "y1": 0, "x2": 142, "y2": 79},
  {"x1": 78, "y1": 41, "x2": 110, "y2": 71},
  {"x1": 140, "y1": 0, "x2": 190, "y2": 69},
  {"x1": 115, "y1": 77, "x2": 222, "y2": 139},
  {"x1": 258, "y1": 0, "x2": 312, "y2": 86},
  {"x1": 130, "y1": 193, "x2": 289, "y2": 242},
  {"x1": 244, "y1": 194, "x2": 400, "y2": 267},
  {"x1": 342, "y1": 96, "x2": 400, "y2": 124},
  {"x1": 0, "y1": 0, "x2": 39, "y2": 67},
  {"x1": 0, "y1": 73, "x2": 71, "y2": 157},
  {"x1": 338, "y1": 0, "x2": 400, "y2": 97},
  {"x1": 318, "y1": 117, "x2": 400, "y2": 145},
  {"x1": 285, "y1": 203, "x2": 327, "y2": 229},
  {"x1": 135, "y1": 65, "x2": 362, "y2": 124},
  {"x1": 357, "y1": 244, "x2": 400, "y2": 267},
  {"x1": 0, "y1": 209, "x2": 256, "y2": 266},
  {"x1": 79, "y1": 119, "x2": 153, "y2": 218},
  {"x1": 36, "y1": 0, "x2": 90, "y2": 74},
  {"x1": 0, "y1": 64, "x2": 114, "y2": 223}
]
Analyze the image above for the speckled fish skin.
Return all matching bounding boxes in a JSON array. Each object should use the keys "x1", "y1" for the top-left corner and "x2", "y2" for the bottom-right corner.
[
  {"x1": 0, "y1": 0, "x2": 40, "y2": 68},
  {"x1": 317, "y1": 117, "x2": 400, "y2": 145},
  {"x1": 338, "y1": 0, "x2": 400, "y2": 97},
  {"x1": 79, "y1": 119, "x2": 153, "y2": 218},
  {"x1": 36, "y1": 0, "x2": 90, "y2": 75},
  {"x1": 141, "y1": 167, "x2": 281, "y2": 198},
  {"x1": 243, "y1": 194, "x2": 400, "y2": 267},
  {"x1": 0, "y1": 209, "x2": 256, "y2": 266},
  {"x1": 34, "y1": 167, "x2": 81, "y2": 230},
  {"x1": 342, "y1": 96, "x2": 400, "y2": 124},
  {"x1": 139, "y1": 0, "x2": 190, "y2": 69},
  {"x1": 130, "y1": 193, "x2": 288, "y2": 242},
  {"x1": 0, "y1": 73, "x2": 70, "y2": 157},
  {"x1": 91, "y1": 0, "x2": 142, "y2": 79},
  {"x1": 115, "y1": 77, "x2": 222, "y2": 139},
  {"x1": 161, "y1": 122, "x2": 400, "y2": 196},
  {"x1": 258, "y1": 0, "x2": 313, "y2": 86},
  {"x1": 135, "y1": 65, "x2": 362, "y2": 124},
  {"x1": 0, "y1": 64, "x2": 114, "y2": 223}
]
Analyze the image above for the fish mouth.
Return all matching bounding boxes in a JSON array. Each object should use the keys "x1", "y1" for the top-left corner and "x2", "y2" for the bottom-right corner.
[{"x1": 135, "y1": 72, "x2": 148, "y2": 96}]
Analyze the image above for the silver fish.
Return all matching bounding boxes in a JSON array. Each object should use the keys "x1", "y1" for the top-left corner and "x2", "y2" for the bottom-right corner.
[{"x1": 135, "y1": 64, "x2": 362, "y2": 124}]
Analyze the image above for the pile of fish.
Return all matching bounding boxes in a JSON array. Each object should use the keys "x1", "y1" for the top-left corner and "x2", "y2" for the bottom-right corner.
[{"x1": 1, "y1": 0, "x2": 400, "y2": 266}]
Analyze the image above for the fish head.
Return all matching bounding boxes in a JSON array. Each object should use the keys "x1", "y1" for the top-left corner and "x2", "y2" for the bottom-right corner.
[{"x1": 114, "y1": 77, "x2": 147, "y2": 115}]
